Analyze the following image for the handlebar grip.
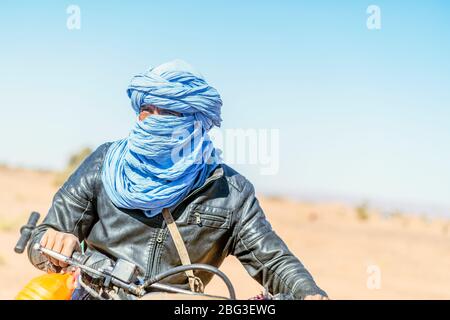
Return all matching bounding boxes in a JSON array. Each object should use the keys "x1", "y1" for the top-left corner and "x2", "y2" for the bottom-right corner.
[
  {"x1": 14, "y1": 234, "x2": 30, "y2": 254},
  {"x1": 14, "y1": 211, "x2": 40, "y2": 254}
]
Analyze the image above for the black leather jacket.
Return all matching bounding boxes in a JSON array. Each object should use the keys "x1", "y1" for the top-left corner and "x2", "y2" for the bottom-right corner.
[{"x1": 28, "y1": 142, "x2": 327, "y2": 299}]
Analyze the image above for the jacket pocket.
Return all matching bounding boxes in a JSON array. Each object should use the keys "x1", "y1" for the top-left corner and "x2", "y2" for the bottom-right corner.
[{"x1": 187, "y1": 204, "x2": 232, "y2": 229}]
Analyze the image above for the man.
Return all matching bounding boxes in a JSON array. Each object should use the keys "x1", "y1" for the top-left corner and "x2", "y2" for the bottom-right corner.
[{"x1": 28, "y1": 60, "x2": 328, "y2": 300}]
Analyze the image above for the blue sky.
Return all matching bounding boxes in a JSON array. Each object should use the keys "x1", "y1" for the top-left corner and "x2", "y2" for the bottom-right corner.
[{"x1": 1, "y1": 1, "x2": 449, "y2": 215}]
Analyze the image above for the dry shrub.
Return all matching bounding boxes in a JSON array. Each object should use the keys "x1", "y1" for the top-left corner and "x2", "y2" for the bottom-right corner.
[
  {"x1": 307, "y1": 211, "x2": 319, "y2": 222},
  {"x1": 442, "y1": 222, "x2": 450, "y2": 236},
  {"x1": 355, "y1": 202, "x2": 370, "y2": 221}
]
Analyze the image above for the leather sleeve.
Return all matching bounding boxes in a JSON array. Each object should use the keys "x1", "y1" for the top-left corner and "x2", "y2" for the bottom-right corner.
[
  {"x1": 27, "y1": 143, "x2": 110, "y2": 271},
  {"x1": 231, "y1": 182, "x2": 328, "y2": 299}
]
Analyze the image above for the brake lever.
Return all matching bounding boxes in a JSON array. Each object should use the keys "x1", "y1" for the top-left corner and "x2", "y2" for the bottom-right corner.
[{"x1": 33, "y1": 243, "x2": 105, "y2": 278}]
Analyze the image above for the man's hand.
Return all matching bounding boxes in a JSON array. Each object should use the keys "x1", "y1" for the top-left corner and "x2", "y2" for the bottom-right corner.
[
  {"x1": 40, "y1": 229, "x2": 80, "y2": 268},
  {"x1": 304, "y1": 294, "x2": 329, "y2": 300}
]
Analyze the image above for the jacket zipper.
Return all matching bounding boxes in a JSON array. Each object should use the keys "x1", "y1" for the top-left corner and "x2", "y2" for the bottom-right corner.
[
  {"x1": 194, "y1": 212, "x2": 202, "y2": 226},
  {"x1": 146, "y1": 168, "x2": 223, "y2": 279},
  {"x1": 146, "y1": 227, "x2": 165, "y2": 279},
  {"x1": 156, "y1": 229, "x2": 164, "y2": 243},
  {"x1": 193, "y1": 211, "x2": 228, "y2": 225}
]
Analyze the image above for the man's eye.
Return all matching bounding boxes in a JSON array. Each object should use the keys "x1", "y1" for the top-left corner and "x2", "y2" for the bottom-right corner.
[{"x1": 164, "y1": 110, "x2": 182, "y2": 117}]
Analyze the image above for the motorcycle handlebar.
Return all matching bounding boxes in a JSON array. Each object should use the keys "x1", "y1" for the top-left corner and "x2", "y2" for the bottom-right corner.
[
  {"x1": 18, "y1": 210, "x2": 236, "y2": 300},
  {"x1": 14, "y1": 211, "x2": 40, "y2": 254},
  {"x1": 33, "y1": 244, "x2": 236, "y2": 299}
]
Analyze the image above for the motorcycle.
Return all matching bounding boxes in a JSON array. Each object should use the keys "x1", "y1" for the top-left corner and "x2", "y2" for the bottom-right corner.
[{"x1": 14, "y1": 212, "x2": 291, "y2": 300}]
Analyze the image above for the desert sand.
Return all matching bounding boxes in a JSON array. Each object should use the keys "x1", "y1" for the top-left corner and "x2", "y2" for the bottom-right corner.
[{"x1": 0, "y1": 166, "x2": 449, "y2": 299}]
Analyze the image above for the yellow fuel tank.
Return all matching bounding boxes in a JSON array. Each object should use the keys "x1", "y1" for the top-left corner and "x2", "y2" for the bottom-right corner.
[{"x1": 15, "y1": 273, "x2": 75, "y2": 300}]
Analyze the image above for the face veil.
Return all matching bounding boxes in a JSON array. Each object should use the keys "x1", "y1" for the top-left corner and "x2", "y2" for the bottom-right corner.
[{"x1": 101, "y1": 60, "x2": 223, "y2": 217}]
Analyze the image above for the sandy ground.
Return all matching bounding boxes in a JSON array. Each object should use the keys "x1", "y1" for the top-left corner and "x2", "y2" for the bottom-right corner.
[{"x1": 1, "y1": 166, "x2": 449, "y2": 299}]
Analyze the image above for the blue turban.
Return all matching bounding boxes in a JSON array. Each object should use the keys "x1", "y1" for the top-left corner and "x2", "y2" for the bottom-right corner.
[
  {"x1": 127, "y1": 59, "x2": 222, "y2": 130},
  {"x1": 101, "y1": 60, "x2": 223, "y2": 217}
]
